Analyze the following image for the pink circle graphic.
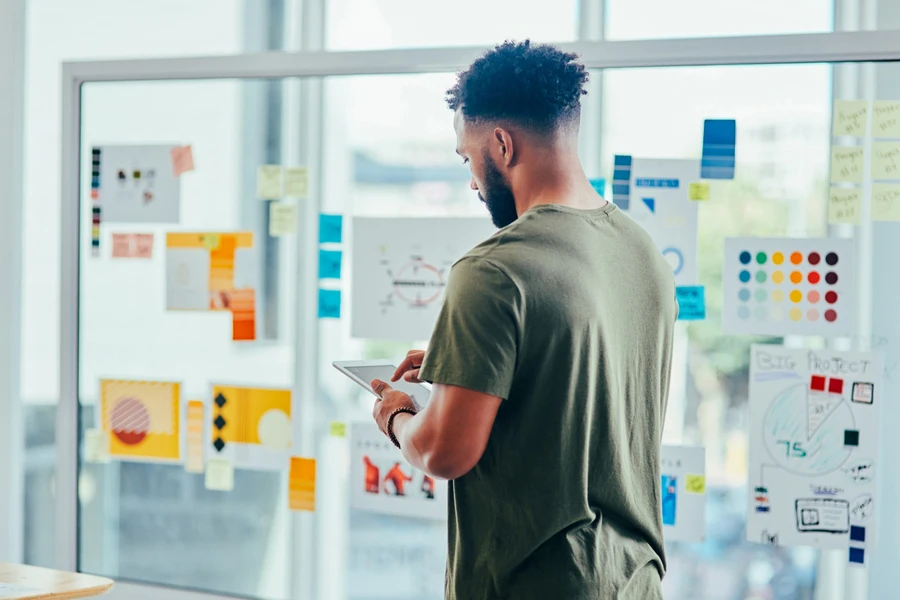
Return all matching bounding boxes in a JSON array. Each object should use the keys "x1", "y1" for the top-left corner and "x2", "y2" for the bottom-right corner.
[{"x1": 110, "y1": 396, "x2": 150, "y2": 445}]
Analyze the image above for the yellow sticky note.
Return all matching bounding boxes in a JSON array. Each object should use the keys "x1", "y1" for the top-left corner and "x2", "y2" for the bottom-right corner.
[
  {"x1": 329, "y1": 421, "x2": 347, "y2": 438},
  {"x1": 685, "y1": 474, "x2": 706, "y2": 494},
  {"x1": 84, "y1": 429, "x2": 110, "y2": 464},
  {"x1": 828, "y1": 188, "x2": 862, "y2": 225},
  {"x1": 832, "y1": 100, "x2": 869, "y2": 137},
  {"x1": 873, "y1": 101, "x2": 900, "y2": 138},
  {"x1": 830, "y1": 146, "x2": 865, "y2": 183},
  {"x1": 872, "y1": 183, "x2": 900, "y2": 221},
  {"x1": 269, "y1": 202, "x2": 297, "y2": 237},
  {"x1": 257, "y1": 165, "x2": 283, "y2": 199},
  {"x1": 284, "y1": 166, "x2": 309, "y2": 198},
  {"x1": 289, "y1": 457, "x2": 316, "y2": 511},
  {"x1": 200, "y1": 233, "x2": 221, "y2": 251},
  {"x1": 688, "y1": 182, "x2": 710, "y2": 201},
  {"x1": 205, "y1": 458, "x2": 235, "y2": 491},
  {"x1": 872, "y1": 141, "x2": 900, "y2": 180}
]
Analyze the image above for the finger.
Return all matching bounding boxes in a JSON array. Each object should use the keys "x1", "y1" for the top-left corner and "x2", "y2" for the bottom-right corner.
[
  {"x1": 406, "y1": 349, "x2": 425, "y2": 366},
  {"x1": 371, "y1": 379, "x2": 391, "y2": 397},
  {"x1": 392, "y1": 358, "x2": 415, "y2": 382},
  {"x1": 403, "y1": 369, "x2": 421, "y2": 383}
]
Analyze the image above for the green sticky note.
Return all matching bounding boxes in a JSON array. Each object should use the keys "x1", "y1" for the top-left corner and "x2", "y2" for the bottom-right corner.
[{"x1": 330, "y1": 422, "x2": 347, "y2": 438}]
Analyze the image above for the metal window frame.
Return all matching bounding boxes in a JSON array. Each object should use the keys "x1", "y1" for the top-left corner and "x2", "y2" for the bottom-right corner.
[{"x1": 58, "y1": 27, "x2": 900, "y2": 600}]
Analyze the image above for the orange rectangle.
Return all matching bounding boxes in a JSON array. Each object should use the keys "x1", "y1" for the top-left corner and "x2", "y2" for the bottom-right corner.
[
  {"x1": 166, "y1": 232, "x2": 253, "y2": 249},
  {"x1": 185, "y1": 400, "x2": 205, "y2": 473},
  {"x1": 289, "y1": 457, "x2": 316, "y2": 512},
  {"x1": 231, "y1": 288, "x2": 256, "y2": 341}
]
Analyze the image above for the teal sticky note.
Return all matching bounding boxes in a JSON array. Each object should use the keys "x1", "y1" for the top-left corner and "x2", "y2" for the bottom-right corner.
[
  {"x1": 318, "y1": 289, "x2": 341, "y2": 319},
  {"x1": 590, "y1": 178, "x2": 606, "y2": 196},
  {"x1": 318, "y1": 249, "x2": 342, "y2": 280},
  {"x1": 319, "y1": 214, "x2": 343, "y2": 244},
  {"x1": 676, "y1": 286, "x2": 706, "y2": 321}
]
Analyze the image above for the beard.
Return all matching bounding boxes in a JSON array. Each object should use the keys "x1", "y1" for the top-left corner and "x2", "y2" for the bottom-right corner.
[{"x1": 479, "y1": 151, "x2": 519, "y2": 229}]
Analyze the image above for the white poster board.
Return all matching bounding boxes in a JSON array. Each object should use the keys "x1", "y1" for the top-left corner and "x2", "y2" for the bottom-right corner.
[
  {"x1": 95, "y1": 144, "x2": 181, "y2": 223},
  {"x1": 661, "y1": 445, "x2": 707, "y2": 542},
  {"x1": 722, "y1": 238, "x2": 857, "y2": 337},
  {"x1": 621, "y1": 158, "x2": 700, "y2": 286},
  {"x1": 351, "y1": 217, "x2": 494, "y2": 341},
  {"x1": 350, "y1": 423, "x2": 447, "y2": 521},
  {"x1": 747, "y1": 345, "x2": 881, "y2": 550}
]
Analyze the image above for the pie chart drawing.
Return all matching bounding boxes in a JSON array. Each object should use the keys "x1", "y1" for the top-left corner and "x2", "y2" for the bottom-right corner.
[{"x1": 110, "y1": 396, "x2": 150, "y2": 445}]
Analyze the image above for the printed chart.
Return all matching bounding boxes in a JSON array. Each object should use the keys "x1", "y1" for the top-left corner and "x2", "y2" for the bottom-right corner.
[
  {"x1": 210, "y1": 385, "x2": 293, "y2": 470},
  {"x1": 660, "y1": 445, "x2": 707, "y2": 543},
  {"x1": 723, "y1": 238, "x2": 856, "y2": 336},
  {"x1": 747, "y1": 345, "x2": 880, "y2": 558},
  {"x1": 351, "y1": 217, "x2": 494, "y2": 341},
  {"x1": 99, "y1": 379, "x2": 181, "y2": 461},
  {"x1": 350, "y1": 423, "x2": 447, "y2": 520},
  {"x1": 94, "y1": 144, "x2": 181, "y2": 223}
]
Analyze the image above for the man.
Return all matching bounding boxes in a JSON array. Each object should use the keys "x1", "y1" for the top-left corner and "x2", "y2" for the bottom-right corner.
[{"x1": 371, "y1": 40, "x2": 677, "y2": 599}]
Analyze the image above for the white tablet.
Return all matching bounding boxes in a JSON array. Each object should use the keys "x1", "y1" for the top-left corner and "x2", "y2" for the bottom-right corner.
[{"x1": 333, "y1": 359, "x2": 431, "y2": 410}]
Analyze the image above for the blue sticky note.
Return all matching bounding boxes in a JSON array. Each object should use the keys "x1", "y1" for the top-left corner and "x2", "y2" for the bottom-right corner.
[
  {"x1": 318, "y1": 288, "x2": 341, "y2": 319},
  {"x1": 661, "y1": 475, "x2": 677, "y2": 526},
  {"x1": 701, "y1": 119, "x2": 736, "y2": 180},
  {"x1": 319, "y1": 214, "x2": 343, "y2": 244},
  {"x1": 318, "y1": 249, "x2": 342, "y2": 280},
  {"x1": 850, "y1": 525, "x2": 866, "y2": 543},
  {"x1": 676, "y1": 286, "x2": 706, "y2": 321},
  {"x1": 849, "y1": 547, "x2": 865, "y2": 564},
  {"x1": 589, "y1": 178, "x2": 606, "y2": 196}
]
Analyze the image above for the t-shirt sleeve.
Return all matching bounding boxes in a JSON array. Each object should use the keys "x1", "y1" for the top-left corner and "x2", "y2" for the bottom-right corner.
[{"x1": 418, "y1": 257, "x2": 520, "y2": 400}]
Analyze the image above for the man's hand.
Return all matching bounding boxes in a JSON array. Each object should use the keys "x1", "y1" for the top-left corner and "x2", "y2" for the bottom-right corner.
[
  {"x1": 371, "y1": 379, "x2": 418, "y2": 438},
  {"x1": 393, "y1": 349, "x2": 426, "y2": 383}
]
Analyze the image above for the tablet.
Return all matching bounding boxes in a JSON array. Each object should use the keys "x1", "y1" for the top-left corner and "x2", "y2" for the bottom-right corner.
[{"x1": 333, "y1": 359, "x2": 431, "y2": 410}]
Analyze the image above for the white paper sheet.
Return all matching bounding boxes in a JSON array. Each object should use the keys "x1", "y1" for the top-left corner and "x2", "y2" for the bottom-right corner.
[
  {"x1": 96, "y1": 144, "x2": 181, "y2": 223},
  {"x1": 660, "y1": 445, "x2": 707, "y2": 543},
  {"x1": 746, "y1": 345, "x2": 881, "y2": 549},
  {"x1": 350, "y1": 423, "x2": 447, "y2": 520},
  {"x1": 722, "y1": 237, "x2": 857, "y2": 337},
  {"x1": 351, "y1": 217, "x2": 494, "y2": 341},
  {"x1": 621, "y1": 158, "x2": 700, "y2": 286}
]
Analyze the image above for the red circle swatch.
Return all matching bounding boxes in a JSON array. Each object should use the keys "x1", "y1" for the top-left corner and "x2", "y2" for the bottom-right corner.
[
  {"x1": 808, "y1": 271, "x2": 820, "y2": 284},
  {"x1": 825, "y1": 309, "x2": 838, "y2": 322},
  {"x1": 825, "y1": 291, "x2": 838, "y2": 304},
  {"x1": 808, "y1": 252, "x2": 821, "y2": 265}
]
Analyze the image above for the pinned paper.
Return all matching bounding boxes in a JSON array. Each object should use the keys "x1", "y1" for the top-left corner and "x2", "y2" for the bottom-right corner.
[
  {"x1": 830, "y1": 146, "x2": 865, "y2": 183},
  {"x1": 205, "y1": 458, "x2": 235, "y2": 491},
  {"x1": 688, "y1": 182, "x2": 710, "y2": 201},
  {"x1": 832, "y1": 101, "x2": 869, "y2": 137},
  {"x1": 318, "y1": 288, "x2": 341, "y2": 319},
  {"x1": 872, "y1": 183, "x2": 900, "y2": 221},
  {"x1": 231, "y1": 288, "x2": 256, "y2": 341},
  {"x1": 676, "y1": 286, "x2": 706, "y2": 321},
  {"x1": 871, "y1": 141, "x2": 900, "y2": 180},
  {"x1": 100, "y1": 380, "x2": 181, "y2": 461},
  {"x1": 185, "y1": 400, "x2": 205, "y2": 473},
  {"x1": 269, "y1": 202, "x2": 297, "y2": 236},
  {"x1": 318, "y1": 249, "x2": 343, "y2": 280},
  {"x1": 319, "y1": 214, "x2": 343, "y2": 244},
  {"x1": 873, "y1": 101, "x2": 900, "y2": 138},
  {"x1": 685, "y1": 474, "x2": 706, "y2": 494},
  {"x1": 828, "y1": 188, "x2": 862, "y2": 225},
  {"x1": 257, "y1": 165, "x2": 283, "y2": 199},
  {"x1": 284, "y1": 167, "x2": 309, "y2": 198},
  {"x1": 134, "y1": 233, "x2": 154, "y2": 258},
  {"x1": 289, "y1": 457, "x2": 317, "y2": 511},
  {"x1": 330, "y1": 422, "x2": 347, "y2": 437},
  {"x1": 171, "y1": 145, "x2": 195, "y2": 176},
  {"x1": 112, "y1": 233, "x2": 154, "y2": 258},
  {"x1": 84, "y1": 429, "x2": 110, "y2": 464},
  {"x1": 589, "y1": 178, "x2": 606, "y2": 196}
]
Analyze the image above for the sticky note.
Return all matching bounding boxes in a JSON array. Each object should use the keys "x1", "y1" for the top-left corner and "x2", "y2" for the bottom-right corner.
[
  {"x1": 873, "y1": 101, "x2": 900, "y2": 138},
  {"x1": 257, "y1": 165, "x2": 283, "y2": 199},
  {"x1": 318, "y1": 288, "x2": 341, "y2": 319},
  {"x1": 329, "y1": 422, "x2": 347, "y2": 437},
  {"x1": 676, "y1": 286, "x2": 706, "y2": 321},
  {"x1": 701, "y1": 119, "x2": 736, "y2": 180},
  {"x1": 84, "y1": 429, "x2": 110, "y2": 464},
  {"x1": 871, "y1": 141, "x2": 900, "y2": 180},
  {"x1": 185, "y1": 400, "x2": 205, "y2": 473},
  {"x1": 689, "y1": 182, "x2": 710, "y2": 201},
  {"x1": 830, "y1": 146, "x2": 864, "y2": 183},
  {"x1": 319, "y1": 214, "x2": 343, "y2": 244},
  {"x1": 289, "y1": 457, "x2": 316, "y2": 511},
  {"x1": 832, "y1": 100, "x2": 869, "y2": 137},
  {"x1": 205, "y1": 458, "x2": 234, "y2": 491},
  {"x1": 318, "y1": 249, "x2": 342, "y2": 279},
  {"x1": 685, "y1": 474, "x2": 706, "y2": 494},
  {"x1": 111, "y1": 233, "x2": 153, "y2": 258},
  {"x1": 284, "y1": 166, "x2": 309, "y2": 198},
  {"x1": 849, "y1": 547, "x2": 866, "y2": 565},
  {"x1": 589, "y1": 178, "x2": 606, "y2": 196},
  {"x1": 828, "y1": 188, "x2": 862, "y2": 225},
  {"x1": 170, "y1": 145, "x2": 195, "y2": 176},
  {"x1": 872, "y1": 183, "x2": 900, "y2": 221},
  {"x1": 111, "y1": 234, "x2": 132, "y2": 258},
  {"x1": 133, "y1": 233, "x2": 154, "y2": 258},
  {"x1": 201, "y1": 233, "x2": 221, "y2": 250},
  {"x1": 269, "y1": 201, "x2": 297, "y2": 236}
]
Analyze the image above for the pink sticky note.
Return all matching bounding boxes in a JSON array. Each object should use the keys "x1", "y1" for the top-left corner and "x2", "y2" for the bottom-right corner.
[
  {"x1": 171, "y1": 145, "x2": 195, "y2": 177},
  {"x1": 133, "y1": 234, "x2": 154, "y2": 258},
  {"x1": 111, "y1": 234, "x2": 132, "y2": 258}
]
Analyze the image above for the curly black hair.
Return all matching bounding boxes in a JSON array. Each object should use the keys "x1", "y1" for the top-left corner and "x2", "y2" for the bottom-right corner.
[{"x1": 446, "y1": 40, "x2": 589, "y2": 133}]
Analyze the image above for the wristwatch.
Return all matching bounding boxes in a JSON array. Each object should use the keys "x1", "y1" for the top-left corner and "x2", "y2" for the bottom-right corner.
[{"x1": 386, "y1": 407, "x2": 417, "y2": 449}]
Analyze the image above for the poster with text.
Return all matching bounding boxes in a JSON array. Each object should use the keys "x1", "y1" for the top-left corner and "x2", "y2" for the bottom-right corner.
[
  {"x1": 100, "y1": 379, "x2": 181, "y2": 462},
  {"x1": 351, "y1": 217, "x2": 494, "y2": 341},
  {"x1": 94, "y1": 145, "x2": 181, "y2": 223},
  {"x1": 747, "y1": 345, "x2": 881, "y2": 550},
  {"x1": 661, "y1": 445, "x2": 707, "y2": 543},
  {"x1": 350, "y1": 423, "x2": 447, "y2": 520},
  {"x1": 210, "y1": 385, "x2": 293, "y2": 471}
]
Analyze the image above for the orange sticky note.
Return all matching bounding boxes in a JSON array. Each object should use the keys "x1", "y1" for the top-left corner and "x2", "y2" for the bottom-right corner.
[
  {"x1": 171, "y1": 145, "x2": 195, "y2": 177},
  {"x1": 231, "y1": 288, "x2": 256, "y2": 341},
  {"x1": 185, "y1": 400, "x2": 205, "y2": 473},
  {"x1": 289, "y1": 457, "x2": 316, "y2": 511}
]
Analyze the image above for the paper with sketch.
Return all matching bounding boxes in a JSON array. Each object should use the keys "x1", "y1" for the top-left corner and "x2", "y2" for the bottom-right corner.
[
  {"x1": 872, "y1": 101, "x2": 900, "y2": 138},
  {"x1": 828, "y1": 189, "x2": 862, "y2": 225},
  {"x1": 165, "y1": 232, "x2": 256, "y2": 311},
  {"x1": 832, "y1": 101, "x2": 869, "y2": 137},
  {"x1": 747, "y1": 345, "x2": 881, "y2": 549},
  {"x1": 871, "y1": 142, "x2": 900, "y2": 180},
  {"x1": 661, "y1": 445, "x2": 706, "y2": 543},
  {"x1": 830, "y1": 147, "x2": 865, "y2": 183},
  {"x1": 94, "y1": 145, "x2": 181, "y2": 223}
]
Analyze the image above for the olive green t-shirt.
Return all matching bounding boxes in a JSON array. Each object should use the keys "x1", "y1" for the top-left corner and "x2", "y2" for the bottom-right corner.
[{"x1": 418, "y1": 202, "x2": 677, "y2": 600}]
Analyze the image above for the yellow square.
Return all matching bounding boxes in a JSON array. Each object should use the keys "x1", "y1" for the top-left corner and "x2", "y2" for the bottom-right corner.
[
  {"x1": 685, "y1": 474, "x2": 706, "y2": 494},
  {"x1": 211, "y1": 385, "x2": 292, "y2": 451},
  {"x1": 688, "y1": 182, "x2": 710, "y2": 201},
  {"x1": 100, "y1": 379, "x2": 180, "y2": 461}
]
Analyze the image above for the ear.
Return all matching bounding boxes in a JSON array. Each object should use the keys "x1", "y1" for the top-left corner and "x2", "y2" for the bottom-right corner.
[{"x1": 493, "y1": 127, "x2": 515, "y2": 167}]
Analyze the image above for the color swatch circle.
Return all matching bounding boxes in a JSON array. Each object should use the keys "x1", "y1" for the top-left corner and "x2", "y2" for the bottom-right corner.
[
  {"x1": 808, "y1": 291, "x2": 821, "y2": 304},
  {"x1": 789, "y1": 308, "x2": 802, "y2": 321},
  {"x1": 808, "y1": 271, "x2": 820, "y2": 284},
  {"x1": 755, "y1": 307, "x2": 767, "y2": 320},
  {"x1": 756, "y1": 252, "x2": 767, "y2": 265},
  {"x1": 740, "y1": 270, "x2": 751, "y2": 283},
  {"x1": 739, "y1": 289, "x2": 751, "y2": 302},
  {"x1": 790, "y1": 290, "x2": 803, "y2": 303},
  {"x1": 825, "y1": 309, "x2": 838, "y2": 322},
  {"x1": 807, "y1": 308, "x2": 820, "y2": 321},
  {"x1": 772, "y1": 252, "x2": 785, "y2": 265},
  {"x1": 739, "y1": 251, "x2": 752, "y2": 264},
  {"x1": 756, "y1": 271, "x2": 767, "y2": 283},
  {"x1": 755, "y1": 289, "x2": 768, "y2": 302},
  {"x1": 738, "y1": 306, "x2": 751, "y2": 320},
  {"x1": 826, "y1": 272, "x2": 838, "y2": 285},
  {"x1": 772, "y1": 271, "x2": 784, "y2": 284},
  {"x1": 808, "y1": 252, "x2": 821, "y2": 265},
  {"x1": 826, "y1": 291, "x2": 838, "y2": 304},
  {"x1": 826, "y1": 252, "x2": 839, "y2": 266},
  {"x1": 770, "y1": 306, "x2": 784, "y2": 321},
  {"x1": 790, "y1": 252, "x2": 803, "y2": 265},
  {"x1": 790, "y1": 271, "x2": 803, "y2": 284},
  {"x1": 771, "y1": 290, "x2": 785, "y2": 303}
]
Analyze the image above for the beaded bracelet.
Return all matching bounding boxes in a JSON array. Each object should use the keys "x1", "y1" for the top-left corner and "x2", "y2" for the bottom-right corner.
[{"x1": 387, "y1": 407, "x2": 417, "y2": 449}]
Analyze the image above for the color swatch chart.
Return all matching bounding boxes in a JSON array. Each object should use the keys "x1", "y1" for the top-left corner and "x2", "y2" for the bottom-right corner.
[{"x1": 723, "y1": 238, "x2": 856, "y2": 337}]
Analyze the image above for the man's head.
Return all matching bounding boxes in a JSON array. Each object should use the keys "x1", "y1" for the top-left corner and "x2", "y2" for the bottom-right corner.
[{"x1": 447, "y1": 40, "x2": 589, "y2": 228}]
